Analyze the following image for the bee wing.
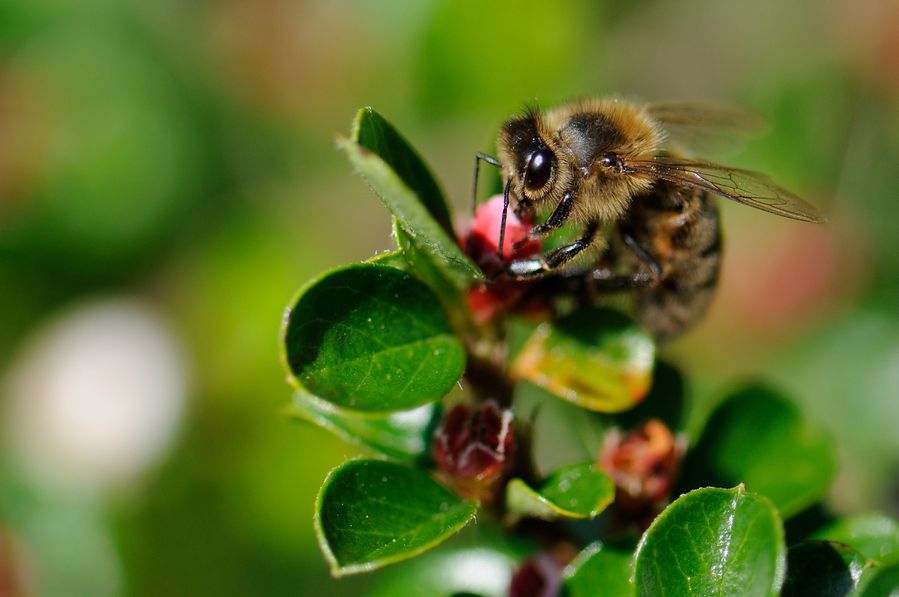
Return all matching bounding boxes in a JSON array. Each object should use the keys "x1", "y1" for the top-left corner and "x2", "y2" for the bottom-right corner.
[
  {"x1": 647, "y1": 102, "x2": 766, "y2": 155},
  {"x1": 626, "y1": 157, "x2": 826, "y2": 223}
]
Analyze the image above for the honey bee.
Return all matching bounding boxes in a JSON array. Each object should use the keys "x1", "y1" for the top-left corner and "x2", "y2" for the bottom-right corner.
[{"x1": 473, "y1": 98, "x2": 825, "y2": 339}]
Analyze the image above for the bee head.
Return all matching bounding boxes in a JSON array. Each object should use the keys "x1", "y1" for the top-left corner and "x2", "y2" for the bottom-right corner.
[{"x1": 497, "y1": 109, "x2": 573, "y2": 210}]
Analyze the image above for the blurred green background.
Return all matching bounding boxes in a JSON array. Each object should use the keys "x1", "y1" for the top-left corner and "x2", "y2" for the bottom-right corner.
[{"x1": 0, "y1": 0, "x2": 897, "y2": 595}]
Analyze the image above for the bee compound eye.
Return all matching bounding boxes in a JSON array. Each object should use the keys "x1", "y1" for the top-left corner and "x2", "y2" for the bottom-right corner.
[
  {"x1": 524, "y1": 149, "x2": 554, "y2": 191},
  {"x1": 600, "y1": 153, "x2": 623, "y2": 173}
]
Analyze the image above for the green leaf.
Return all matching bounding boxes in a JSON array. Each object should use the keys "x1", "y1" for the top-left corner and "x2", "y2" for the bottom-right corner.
[
  {"x1": 281, "y1": 263, "x2": 465, "y2": 412},
  {"x1": 512, "y1": 308, "x2": 655, "y2": 413},
  {"x1": 393, "y1": 220, "x2": 464, "y2": 307},
  {"x1": 781, "y1": 541, "x2": 867, "y2": 597},
  {"x1": 857, "y1": 560, "x2": 899, "y2": 597},
  {"x1": 505, "y1": 462, "x2": 614, "y2": 521},
  {"x1": 287, "y1": 390, "x2": 438, "y2": 462},
  {"x1": 679, "y1": 385, "x2": 835, "y2": 517},
  {"x1": 614, "y1": 360, "x2": 687, "y2": 432},
  {"x1": 352, "y1": 107, "x2": 454, "y2": 236},
  {"x1": 634, "y1": 486, "x2": 786, "y2": 597},
  {"x1": 813, "y1": 513, "x2": 899, "y2": 563},
  {"x1": 314, "y1": 459, "x2": 477, "y2": 577},
  {"x1": 368, "y1": 526, "x2": 532, "y2": 597},
  {"x1": 563, "y1": 542, "x2": 635, "y2": 597},
  {"x1": 340, "y1": 108, "x2": 482, "y2": 290}
]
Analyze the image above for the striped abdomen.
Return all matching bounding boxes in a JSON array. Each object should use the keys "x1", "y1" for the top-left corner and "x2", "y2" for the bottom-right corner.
[{"x1": 619, "y1": 181, "x2": 721, "y2": 340}]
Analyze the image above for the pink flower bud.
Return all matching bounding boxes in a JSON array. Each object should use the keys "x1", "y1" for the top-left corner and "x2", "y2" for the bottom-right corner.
[
  {"x1": 460, "y1": 195, "x2": 542, "y2": 276},
  {"x1": 457, "y1": 195, "x2": 544, "y2": 324}
]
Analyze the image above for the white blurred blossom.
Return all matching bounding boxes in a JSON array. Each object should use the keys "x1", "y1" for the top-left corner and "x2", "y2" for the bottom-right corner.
[{"x1": 2, "y1": 298, "x2": 188, "y2": 496}]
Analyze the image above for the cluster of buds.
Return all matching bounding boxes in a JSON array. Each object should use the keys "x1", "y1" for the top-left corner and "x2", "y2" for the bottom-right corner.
[
  {"x1": 432, "y1": 400, "x2": 515, "y2": 500},
  {"x1": 599, "y1": 418, "x2": 684, "y2": 526}
]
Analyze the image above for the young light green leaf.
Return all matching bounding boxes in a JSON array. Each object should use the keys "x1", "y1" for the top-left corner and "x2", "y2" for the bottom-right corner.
[
  {"x1": 315, "y1": 459, "x2": 477, "y2": 577},
  {"x1": 634, "y1": 486, "x2": 786, "y2": 597},
  {"x1": 679, "y1": 385, "x2": 835, "y2": 518},
  {"x1": 286, "y1": 390, "x2": 437, "y2": 462},
  {"x1": 857, "y1": 560, "x2": 899, "y2": 597},
  {"x1": 563, "y1": 542, "x2": 635, "y2": 597},
  {"x1": 781, "y1": 541, "x2": 867, "y2": 597},
  {"x1": 281, "y1": 264, "x2": 465, "y2": 412},
  {"x1": 512, "y1": 308, "x2": 655, "y2": 413},
  {"x1": 505, "y1": 463, "x2": 614, "y2": 521},
  {"x1": 340, "y1": 108, "x2": 482, "y2": 290},
  {"x1": 813, "y1": 513, "x2": 899, "y2": 563}
]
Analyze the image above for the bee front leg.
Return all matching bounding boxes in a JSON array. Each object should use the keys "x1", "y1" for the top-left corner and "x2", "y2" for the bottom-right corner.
[
  {"x1": 506, "y1": 220, "x2": 598, "y2": 279},
  {"x1": 513, "y1": 192, "x2": 575, "y2": 252},
  {"x1": 471, "y1": 152, "x2": 502, "y2": 214}
]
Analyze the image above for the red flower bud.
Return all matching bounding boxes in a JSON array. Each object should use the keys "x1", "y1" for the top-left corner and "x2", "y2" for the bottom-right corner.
[
  {"x1": 433, "y1": 401, "x2": 515, "y2": 484},
  {"x1": 460, "y1": 195, "x2": 542, "y2": 276},
  {"x1": 599, "y1": 419, "x2": 684, "y2": 520},
  {"x1": 458, "y1": 195, "x2": 544, "y2": 324}
]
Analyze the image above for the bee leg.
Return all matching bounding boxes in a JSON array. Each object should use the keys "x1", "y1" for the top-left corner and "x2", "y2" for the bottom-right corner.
[
  {"x1": 512, "y1": 191, "x2": 575, "y2": 251},
  {"x1": 588, "y1": 268, "x2": 657, "y2": 290},
  {"x1": 505, "y1": 220, "x2": 598, "y2": 279},
  {"x1": 621, "y1": 232, "x2": 662, "y2": 279},
  {"x1": 588, "y1": 232, "x2": 661, "y2": 290},
  {"x1": 472, "y1": 153, "x2": 502, "y2": 215}
]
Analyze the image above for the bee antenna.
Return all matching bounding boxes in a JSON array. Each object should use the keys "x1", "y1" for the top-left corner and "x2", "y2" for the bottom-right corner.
[{"x1": 497, "y1": 178, "x2": 512, "y2": 262}]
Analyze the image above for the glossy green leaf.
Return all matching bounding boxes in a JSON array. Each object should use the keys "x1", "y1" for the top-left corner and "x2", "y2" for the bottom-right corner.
[
  {"x1": 506, "y1": 463, "x2": 614, "y2": 521},
  {"x1": 314, "y1": 459, "x2": 477, "y2": 577},
  {"x1": 679, "y1": 385, "x2": 835, "y2": 517},
  {"x1": 281, "y1": 264, "x2": 465, "y2": 412},
  {"x1": 286, "y1": 390, "x2": 437, "y2": 462},
  {"x1": 512, "y1": 308, "x2": 655, "y2": 413},
  {"x1": 563, "y1": 542, "x2": 634, "y2": 597},
  {"x1": 857, "y1": 560, "x2": 899, "y2": 597},
  {"x1": 634, "y1": 486, "x2": 786, "y2": 597},
  {"x1": 352, "y1": 106, "x2": 454, "y2": 235},
  {"x1": 368, "y1": 526, "x2": 532, "y2": 597},
  {"x1": 782, "y1": 541, "x2": 867, "y2": 597},
  {"x1": 340, "y1": 108, "x2": 482, "y2": 290},
  {"x1": 813, "y1": 513, "x2": 899, "y2": 563}
]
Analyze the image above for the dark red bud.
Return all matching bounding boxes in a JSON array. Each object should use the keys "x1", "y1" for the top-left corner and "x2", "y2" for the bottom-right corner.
[
  {"x1": 433, "y1": 401, "x2": 515, "y2": 484},
  {"x1": 509, "y1": 548, "x2": 575, "y2": 597}
]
